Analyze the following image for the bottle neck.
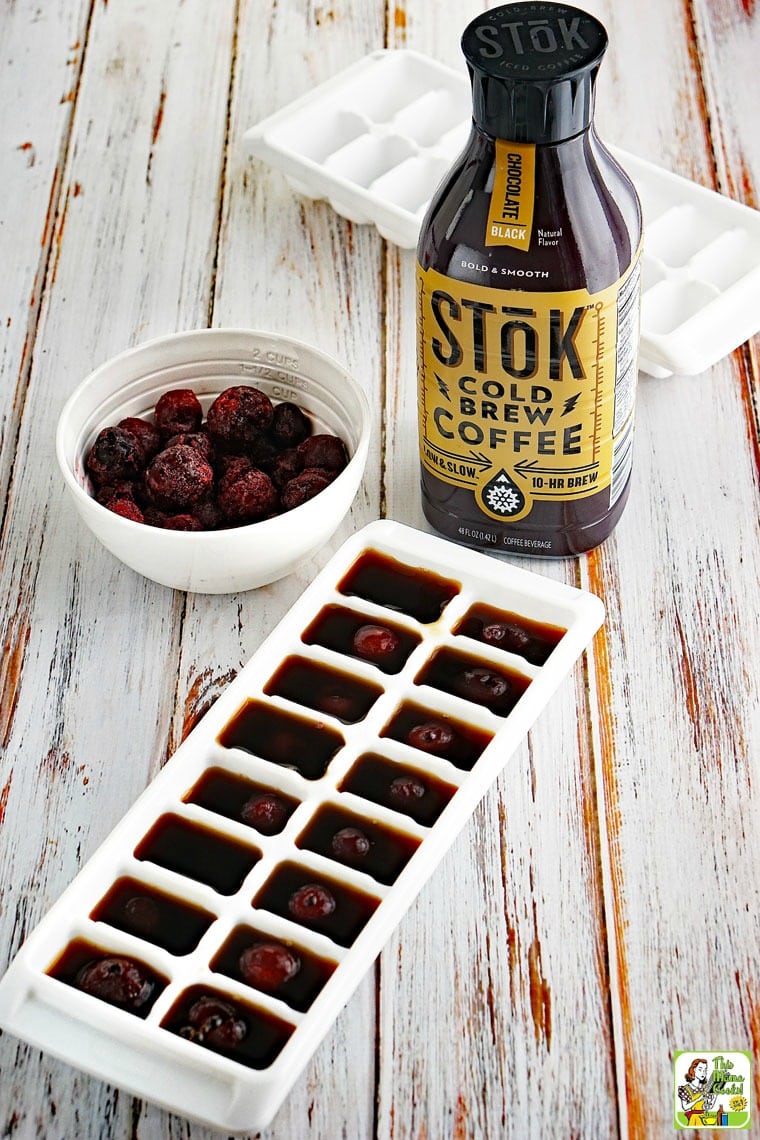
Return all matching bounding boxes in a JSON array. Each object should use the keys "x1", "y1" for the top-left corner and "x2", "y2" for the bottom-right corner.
[
  {"x1": 468, "y1": 67, "x2": 598, "y2": 144},
  {"x1": 469, "y1": 118, "x2": 594, "y2": 150}
]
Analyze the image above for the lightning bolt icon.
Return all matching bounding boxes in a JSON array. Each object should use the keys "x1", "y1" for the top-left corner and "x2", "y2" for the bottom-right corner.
[
  {"x1": 434, "y1": 373, "x2": 451, "y2": 402},
  {"x1": 562, "y1": 392, "x2": 581, "y2": 416}
]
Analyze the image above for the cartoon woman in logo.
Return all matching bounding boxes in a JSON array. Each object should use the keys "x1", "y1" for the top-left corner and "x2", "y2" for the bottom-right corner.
[{"x1": 678, "y1": 1057, "x2": 716, "y2": 1125}]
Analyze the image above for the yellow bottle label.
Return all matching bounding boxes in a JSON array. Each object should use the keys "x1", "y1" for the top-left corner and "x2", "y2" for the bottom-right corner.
[
  {"x1": 416, "y1": 257, "x2": 641, "y2": 525},
  {"x1": 485, "y1": 140, "x2": 536, "y2": 250}
]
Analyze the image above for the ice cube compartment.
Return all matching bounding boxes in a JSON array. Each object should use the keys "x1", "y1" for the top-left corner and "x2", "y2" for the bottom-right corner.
[
  {"x1": 0, "y1": 520, "x2": 603, "y2": 1132},
  {"x1": 244, "y1": 48, "x2": 760, "y2": 378}
]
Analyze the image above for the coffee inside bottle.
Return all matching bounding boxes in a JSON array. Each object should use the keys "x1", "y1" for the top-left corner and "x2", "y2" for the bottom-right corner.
[{"x1": 416, "y1": 2, "x2": 642, "y2": 556}]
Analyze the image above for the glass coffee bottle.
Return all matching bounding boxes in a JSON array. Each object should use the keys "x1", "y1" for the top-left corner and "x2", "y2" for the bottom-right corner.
[{"x1": 416, "y1": 2, "x2": 642, "y2": 556}]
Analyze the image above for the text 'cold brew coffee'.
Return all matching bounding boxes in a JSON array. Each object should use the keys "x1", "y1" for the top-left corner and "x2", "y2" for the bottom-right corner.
[{"x1": 416, "y1": 3, "x2": 642, "y2": 556}]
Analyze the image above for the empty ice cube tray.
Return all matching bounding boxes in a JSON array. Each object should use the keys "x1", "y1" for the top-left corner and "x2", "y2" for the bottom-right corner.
[
  {"x1": 0, "y1": 520, "x2": 603, "y2": 1133},
  {"x1": 244, "y1": 48, "x2": 760, "y2": 379}
]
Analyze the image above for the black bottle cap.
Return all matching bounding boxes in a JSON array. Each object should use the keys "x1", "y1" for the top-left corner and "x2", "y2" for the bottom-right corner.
[{"x1": 461, "y1": 2, "x2": 608, "y2": 143}]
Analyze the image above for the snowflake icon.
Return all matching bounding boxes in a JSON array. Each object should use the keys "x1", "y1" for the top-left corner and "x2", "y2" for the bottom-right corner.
[{"x1": 486, "y1": 483, "x2": 521, "y2": 514}]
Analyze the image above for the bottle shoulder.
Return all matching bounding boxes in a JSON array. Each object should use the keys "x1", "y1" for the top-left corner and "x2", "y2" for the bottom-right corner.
[{"x1": 418, "y1": 127, "x2": 642, "y2": 294}]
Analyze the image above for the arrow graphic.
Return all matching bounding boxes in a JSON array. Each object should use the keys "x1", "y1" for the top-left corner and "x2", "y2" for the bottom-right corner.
[
  {"x1": 513, "y1": 458, "x2": 599, "y2": 480},
  {"x1": 421, "y1": 440, "x2": 492, "y2": 470}
]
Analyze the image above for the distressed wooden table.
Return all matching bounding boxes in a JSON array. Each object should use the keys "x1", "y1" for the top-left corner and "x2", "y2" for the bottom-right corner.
[{"x1": 1, "y1": 1, "x2": 758, "y2": 1137}]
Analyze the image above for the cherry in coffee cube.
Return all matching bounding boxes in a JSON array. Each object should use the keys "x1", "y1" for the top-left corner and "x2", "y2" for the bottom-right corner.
[
  {"x1": 253, "y1": 863, "x2": 379, "y2": 946},
  {"x1": 185, "y1": 768, "x2": 299, "y2": 836},
  {"x1": 339, "y1": 753, "x2": 457, "y2": 826},
  {"x1": 453, "y1": 604, "x2": 565, "y2": 665},
  {"x1": 47, "y1": 939, "x2": 166, "y2": 1017},
  {"x1": 91, "y1": 877, "x2": 215, "y2": 955},
  {"x1": 297, "y1": 804, "x2": 420, "y2": 885},
  {"x1": 211, "y1": 925, "x2": 336, "y2": 1012},
  {"x1": 302, "y1": 605, "x2": 421, "y2": 674},
  {"x1": 381, "y1": 701, "x2": 492, "y2": 771},
  {"x1": 240, "y1": 942, "x2": 301, "y2": 989},
  {"x1": 415, "y1": 647, "x2": 531, "y2": 716},
  {"x1": 264, "y1": 657, "x2": 382, "y2": 724},
  {"x1": 162, "y1": 985, "x2": 294, "y2": 1069}
]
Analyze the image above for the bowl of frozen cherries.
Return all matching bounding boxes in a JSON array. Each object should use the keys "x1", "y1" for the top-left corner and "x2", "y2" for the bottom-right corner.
[{"x1": 56, "y1": 329, "x2": 371, "y2": 592}]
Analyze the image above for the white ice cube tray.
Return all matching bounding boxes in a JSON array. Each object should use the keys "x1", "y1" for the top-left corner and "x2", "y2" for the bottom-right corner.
[
  {"x1": 0, "y1": 520, "x2": 603, "y2": 1133},
  {"x1": 244, "y1": 48, "x2": 760, "y2": 378}
]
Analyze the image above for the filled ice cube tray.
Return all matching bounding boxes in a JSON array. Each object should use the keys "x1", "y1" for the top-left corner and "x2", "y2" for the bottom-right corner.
[
  {"x1": 0, "y1": 520, "x2": 603, "y2": 1133},
  {"x1": 244, "y1": 48, "x2": 760, "y2": 378}
]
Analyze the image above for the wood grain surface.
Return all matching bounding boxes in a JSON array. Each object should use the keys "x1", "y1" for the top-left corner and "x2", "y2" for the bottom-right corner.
[{"x1": 0, "y1": 1, "x2": 758, "y2": 1138}]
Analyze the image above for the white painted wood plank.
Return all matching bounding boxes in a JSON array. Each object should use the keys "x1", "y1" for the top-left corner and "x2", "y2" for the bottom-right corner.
[
  {"x1": 0, "y1": 1, "x2": 237, "y2": 1136},
  {"x1": 0, "y1": 0, "x2": 92, "y2": 509},
  {"x1": 584, "y1": 372, "x2": 760, "y2": 1137},
  {"x1": 576, "y1": 1, "x2": 760, "y2": 1136}
]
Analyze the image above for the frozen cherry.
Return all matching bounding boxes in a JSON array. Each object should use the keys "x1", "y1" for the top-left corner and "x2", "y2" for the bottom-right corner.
[
  {"x1": 271, "y1": 401, "x2": 311, "y2": 448},
  {"x1": 481, "y1": 621, "x2": 531, "y2": 654},
  {"x1": 184, "y1": 995, "x2": 247, "y2": 1049},
  {"x1": 246, "y1": 429, "x2": 279, "y2": 470},
  {"x1": 206, "y1": 385, "x2": 273, "y2": 446},
  {"x1": 281, "y1": 469, "x2": 333, "y2": 510},
  {"x1": 316, "y1": 688, "x2": 358, "y2": 721},
  {"x1": 203, "y1": 1013, "x2": 247, "y2": 1049},
  {"x1": 406, "y1": 721, "x2": 455, "y2": 756},
  {"x1": 187, "y1": 995, "x2": 231, "y2": 1027},
  {"x1": 288, "y1": 883, "x2": 336, "y2": 922},
  {"x1": 239, "y1": 941, "x2": 301, "y2": 991},
  {"x1": 75, "y1": 955, "x2": 154, "y2": 1011},
  {"x1": 454, "y1": 667, "x2": 511, "y2": 708},
  {"x1": 297, "y1": 434, "x2": 348, "y2": 472},
  {"x1": 145, "y1": 444, "x2": 213, "y2": 510},
  {"x1": 106, "y1": 497, "x2": 144, "y2": 523},
  {"x1": 86, "y1": 426, "x2": 144, "y2": 483},
  {"x1": 240, "y1": 792, "x2": 290, "y2": 834},
  {"x1": 165, "y1": 431, "x2": 215, "y2": 465},
  {"x1": 330, "y1": 826, "x2": 371, "y2": 863},
  {"x1": 352, "y1": 624, "x2": 400, "y2": 663},
  {"x1": 142, "y1": 506, "x2": 169, "y2": 527},
  {"x1": 123, "y1": 894, "x2": 161, "y2": 934},
  {"x1": 84, "y1": 385, "x2": 351, "y2": 535},
  {"x1": 160, "y1": 513, "x2": 202, "y2": 531},
  {"x1": 218, "y1": 455, "x2": 254, "y2": 491},
  {"x1": 191, "y1": 496, "x2": 225, "y2": 529},
  {"x1": 118, "y1": 417, "x2": 162, "y2": 463},
  {"x1": 389, "y1": 775, "x2": 426, "y2": 805},
  {"x1": 269, "y1": 448, "x2": 303, "y2": 490},
  {"x1": 94, "y1": 479, "x2": 137, "y2": 506},
  {"x1": 154, "y1": 389, "x2": 203, "y2": 438},
  {"x1": 218, "y1": 467, "x2": 278, "y2": 523}
]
